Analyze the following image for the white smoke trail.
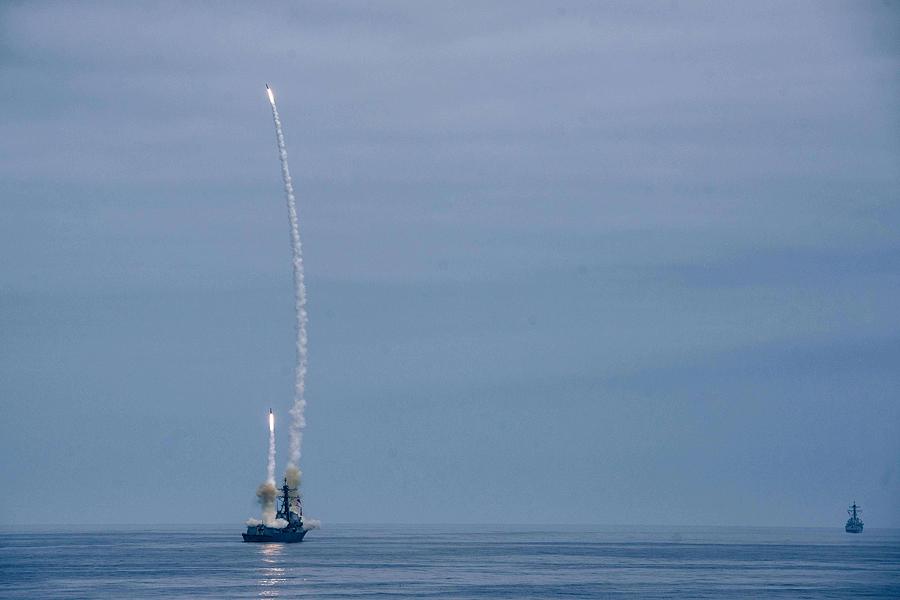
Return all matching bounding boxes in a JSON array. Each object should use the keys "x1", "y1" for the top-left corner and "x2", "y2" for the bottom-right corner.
[
  {"x1": 267, "y1": 411, "x2": 276, "y2": 485},
  {"x1": 268, "y1": 89, "x2": 309, "y2": 488},
  {"x1": 252, "y1": 411, "x2": 278, "y2": 526}
]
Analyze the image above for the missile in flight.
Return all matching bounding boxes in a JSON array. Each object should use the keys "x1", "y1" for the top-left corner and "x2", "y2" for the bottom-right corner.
[{"x1": 266, "y1": 83, "x2": 275, "y2": 105}]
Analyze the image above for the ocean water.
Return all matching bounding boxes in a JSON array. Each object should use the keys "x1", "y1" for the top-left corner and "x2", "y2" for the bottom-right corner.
[{"x1": 1, "y1": 525, "x2": 898, "y2": 598}]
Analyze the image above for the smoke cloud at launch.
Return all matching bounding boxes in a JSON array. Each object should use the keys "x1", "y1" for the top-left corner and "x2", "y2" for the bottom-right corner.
[
  {"x1": 268, "y1": 90, "x2": 309, "y2": 486},
  {"x1": 285, "y1": 464, "x2": 301, "y2": 513},
  {"x1": 256, "y1": 481, "x2": 277, "y2": 526}
]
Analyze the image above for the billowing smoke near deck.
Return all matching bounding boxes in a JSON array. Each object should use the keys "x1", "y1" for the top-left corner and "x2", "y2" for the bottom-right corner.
[
  {"x1": 256, "y1": 481, "x2": 277, "y2": 526},
  {"x1": 267, "y1": 84, "x2": 309, "y2": 497}
]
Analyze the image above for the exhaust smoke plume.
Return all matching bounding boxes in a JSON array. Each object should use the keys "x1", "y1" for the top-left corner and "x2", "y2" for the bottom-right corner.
[
  {"x1": 250, "y1": 410, "x2": 279, "y2": 526},
  {"x1": 267, "y1": 86, "x2": 309, "y2": 485},
  {"x1": 256, "y1": 481, "x2": 277, "y2": 526},
  {"x1": 285, "y1": 464, "x2": 301, "y2": 515},
  {"x1": 267, "y1": 410, "x2": 276, "y2": 485}
]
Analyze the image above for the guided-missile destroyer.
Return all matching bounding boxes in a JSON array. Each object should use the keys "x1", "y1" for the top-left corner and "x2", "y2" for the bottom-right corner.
[
  {"x1": 845, "y1": 501, "x2": 864, "y2": 534},
  {"x1": 242, "y1": 479, "x2": 308, "y2": 543}
]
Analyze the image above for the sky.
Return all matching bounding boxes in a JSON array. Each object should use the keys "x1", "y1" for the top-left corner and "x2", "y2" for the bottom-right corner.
[{"x1": 1, "y1": 1, "x2": 898, "y2": 527}]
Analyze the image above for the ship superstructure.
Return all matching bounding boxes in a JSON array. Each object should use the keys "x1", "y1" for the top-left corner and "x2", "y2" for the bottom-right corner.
[{"x1": 845, "y1": 501, "x2": 864, "y2": 534}]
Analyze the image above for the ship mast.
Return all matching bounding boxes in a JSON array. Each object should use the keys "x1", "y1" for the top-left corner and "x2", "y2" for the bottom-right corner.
[{"x1": 277, "y1": 477, "x2": 291, "y2": 521}]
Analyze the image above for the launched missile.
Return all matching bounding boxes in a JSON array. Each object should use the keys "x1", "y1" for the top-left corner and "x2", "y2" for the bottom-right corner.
[
  {"x1": 269, "y1": 409, "x2": 274, "y2": 433},
  {"x1": 266, "y1": 84, "x2": 275, "y2": 106}
]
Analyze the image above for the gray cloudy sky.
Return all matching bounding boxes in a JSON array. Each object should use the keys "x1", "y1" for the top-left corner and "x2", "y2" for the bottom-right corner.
[{"x1": 1, "y1": 1, "x2": 898, "y2": 526}]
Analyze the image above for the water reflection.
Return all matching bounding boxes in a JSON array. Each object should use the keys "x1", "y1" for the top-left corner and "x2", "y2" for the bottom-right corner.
[
  {"x1": 257, "y1": 544, "x2": 286, "y2": 597},
  {"x1": 260, "y1": 544, "x2": 284, "y2": 563}
]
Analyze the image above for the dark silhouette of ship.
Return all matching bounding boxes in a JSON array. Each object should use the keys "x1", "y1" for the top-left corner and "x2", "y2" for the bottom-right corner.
[
  {"x1": 242, "y1": 478, "x2": 308, "y2": 543},
  {"x1": 845, "y1": 501, "x2": 864, "y2": 534}
]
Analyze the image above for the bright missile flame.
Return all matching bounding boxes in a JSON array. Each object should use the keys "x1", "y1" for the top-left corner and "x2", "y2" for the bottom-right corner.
[
  {"x1": 269, "y1": 411, "x2": 275, "y2": 433},
  {"x1": 266, "y1": 86, "x2": 275, "y2": 105}
]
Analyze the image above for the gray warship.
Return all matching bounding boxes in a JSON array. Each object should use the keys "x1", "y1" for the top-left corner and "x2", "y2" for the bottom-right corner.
[
  {"x1": 845, "y1": 501, "x2": 863, "y2": 534},
  {"x1": 242, "y1": 478, "x2": 308, "y2": 543}
]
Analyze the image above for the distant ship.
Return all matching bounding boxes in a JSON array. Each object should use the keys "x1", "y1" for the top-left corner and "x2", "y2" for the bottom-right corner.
[
  {"x1": 242, "y1": 478, "x2": 308, "y2": 543},
  {"x1": 845, "y1": 501, "x2": 864, "y2": 534}
]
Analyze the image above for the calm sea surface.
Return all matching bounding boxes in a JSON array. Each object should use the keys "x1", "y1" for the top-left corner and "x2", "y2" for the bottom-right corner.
[{"x1": 1, "y1": 525, "x2": 898, "y2": 598}]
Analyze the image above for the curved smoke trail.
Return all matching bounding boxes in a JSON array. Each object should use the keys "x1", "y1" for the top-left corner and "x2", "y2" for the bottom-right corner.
[{"x1": 268, "y1": 87, "x2": 308, "y2": 495}]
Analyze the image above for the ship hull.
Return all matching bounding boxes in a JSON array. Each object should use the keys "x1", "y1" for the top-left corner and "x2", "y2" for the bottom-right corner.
[
  {"x1": 242, "y1": 530, "x2": 307, "y2": 543},
  {"x1": 845, "y1": 524, "x2": 863, "y2": 534}
]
